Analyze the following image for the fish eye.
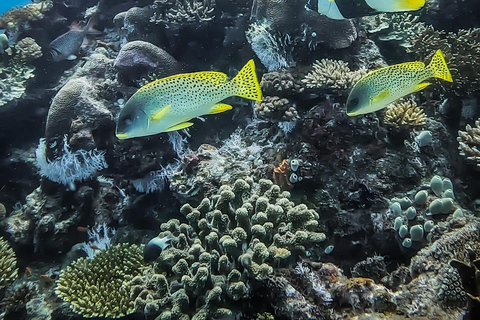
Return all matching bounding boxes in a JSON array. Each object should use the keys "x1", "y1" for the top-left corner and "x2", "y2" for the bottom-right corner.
[{"x1": 350, "y1": 98, "x2": 359, "y2": 107}]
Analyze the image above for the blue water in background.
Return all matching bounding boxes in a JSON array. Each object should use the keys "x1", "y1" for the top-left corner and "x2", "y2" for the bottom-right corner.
[{"x1": 0, "y1": 0, "x2": 32, "y2": 17}]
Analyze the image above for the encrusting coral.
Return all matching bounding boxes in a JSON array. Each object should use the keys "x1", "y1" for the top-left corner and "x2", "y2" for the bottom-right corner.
[
  {"x1": 0, "y1": 236, "x2": 18, "y2": 288},
  {"x1": 55, "y1": 244, "x2": 145, "y2": 318},
  {"x1": 457, "y1": 119, "x2": 480, "y2": 169},
  {"x1": 302, "y1": 59, "x2": 366, "y2": 92},
  {"x1": 384, "y1": 100, "x2": 426, "y2": 128},
  {"x1": 131, "y1": 178, "x2": 326, "y2": 319}
]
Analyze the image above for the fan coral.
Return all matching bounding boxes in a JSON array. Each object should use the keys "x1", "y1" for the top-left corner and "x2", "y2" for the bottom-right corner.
[
  {"x1": 0, "y1": 1, "x2": 52, "y2": 29},
  {"x1": 131, "y1": 178, "x2": 326, "y2": 319},
  {"x1": 55, "y1": 244, "x2": 145, "y2": 318},
  {"x1": 0, "y1": 237, "x2": 18, "y2": 288},
  {"x1": 302, "y1": 59, "x2": 367, "y2": 92},
  {"x1": 457, "y1": 120, "x2": 480, "y2": 169},
  {"x1": 384, "y1": 100, "x2": 427, "y2": 127}
]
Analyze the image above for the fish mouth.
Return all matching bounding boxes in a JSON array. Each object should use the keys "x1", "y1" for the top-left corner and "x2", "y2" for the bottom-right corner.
[{"x1": 116, "y1": 132, "x2": 128, "y2": 139}]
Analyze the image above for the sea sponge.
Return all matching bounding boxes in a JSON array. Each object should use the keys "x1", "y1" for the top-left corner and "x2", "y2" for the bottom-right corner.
[
  {"x1": 384, "y1": 100, "x2": 427, "y2": 127},
  {"x1": 131, "y1": 178, "x2": 326, "y2": 319},
  {"x1": 457, "y1": 119, "x2": 480, "y2": 169},
  {"x1": 55, "y1": 244, "x2": 145, "y2": 318},
  {"x1": 0, "y1": 237, "x2": 18, "y2": 288},
  {"x1": 302, "y1": 59, "x2": 367, "y2": 92}
]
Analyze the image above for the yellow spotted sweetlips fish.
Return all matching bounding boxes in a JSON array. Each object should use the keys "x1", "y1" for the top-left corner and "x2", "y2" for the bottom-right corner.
[
  {"x1": 116, "y1": 60, "x2": 262, "y2": 139},
  {"x1": 346, "y1": 49, "x2": 452, "y2": 116}
]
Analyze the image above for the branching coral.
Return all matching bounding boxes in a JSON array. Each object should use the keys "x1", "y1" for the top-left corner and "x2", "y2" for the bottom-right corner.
[
  {"x1": 255, "y1": 96, "x2": 298, "y2": 121},
  {"x1": 151, "y1": 0, "x2": 215, "y2": 25},
  {"x1": 0, "y1": 1, "x2": 52, "y2": 29},
  {"x1": 131, "y1": 178, "x2": 326, "y2": 319},
  {"x1": 55, "y1": 244, "x2": 145, "y2": 318},
  {"x1": 302, "y1": 59, "x2": 366, "y2": 91},
  {"x1": 384, "y1": 100, "x2": 426, "y2": 128},
  {"x1": 457, "y1": 120, "x2": 480, "y2": 169},
  {"x1": 260, "y1": 71, "x2": 304, "y2": 96},
  {"x1": 0, "y1": 237, "x2": 18, "y2": 288}
]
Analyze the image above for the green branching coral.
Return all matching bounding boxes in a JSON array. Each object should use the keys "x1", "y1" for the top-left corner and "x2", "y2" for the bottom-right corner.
[
  {"x1": 0, "y1": 237, "x2": 18, "y2": 288},
  {"x1": 55, "y1": 244, "x2": 145, "y2": 318},
  {"x1": 131, "y1": 178, "x2": 326, "y2": 319}
]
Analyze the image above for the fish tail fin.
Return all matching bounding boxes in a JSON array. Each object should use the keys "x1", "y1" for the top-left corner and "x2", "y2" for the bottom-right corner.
[
  {"x1": 428, "y1": 49, "x2": 453, "y2": 82},
  {"x1": 395, "y1": 0, "x2": 425, "y2": 11},
  {"x1": 230, "y1": 60, "x2": 262, "y2": 101}
]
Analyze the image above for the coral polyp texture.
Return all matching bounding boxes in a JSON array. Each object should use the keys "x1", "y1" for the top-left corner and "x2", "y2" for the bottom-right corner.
[
  {"x1": 131, "y1": 178, "x2": 326, "y2": 319},
  {"x1": 384, "y1": 100, "x2": 426, "y2": 127},
  {"x1": 457, "y1": 120, "x2": 480, "y2": 169},
  {"x1": 0, "y1": 237, "x2": 18, "y2": 288},
  {"x1": 55, "y1": 244, "x2": 145, "y2": 318}
]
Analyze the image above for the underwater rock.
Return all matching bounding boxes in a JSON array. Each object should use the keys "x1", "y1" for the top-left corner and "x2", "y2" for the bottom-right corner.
[{"x1": 114, "y1": 40, "x2": 180, "y2": 79}]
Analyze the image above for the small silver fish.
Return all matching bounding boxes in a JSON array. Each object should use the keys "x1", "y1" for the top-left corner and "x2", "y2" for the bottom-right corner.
[{"x1": 47, "y1": 17, "x2": 101, "y2": 61}]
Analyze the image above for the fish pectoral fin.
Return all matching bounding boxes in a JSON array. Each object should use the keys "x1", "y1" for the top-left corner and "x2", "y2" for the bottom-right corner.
[
  {"x1": 150, "y1": 105, "x2": 172, "y2": 123},
  {"x1": 209, "y1": 103, "x2": 233, "y2": 114},
  {"x1": 164, "y1": 122, "x2": 194, "y2": 132},
  {"x1": 414, "y1": 82, "x2": 431, "y2": 92},
  {"x1": 371, "y1": 89, "x2": 390, "y2": 105},
  {"x1": 67, "y1": 55, "x2": 77, "y2": 60}
]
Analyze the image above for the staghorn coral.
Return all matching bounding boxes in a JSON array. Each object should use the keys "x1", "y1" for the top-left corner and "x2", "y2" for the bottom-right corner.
[
  {"x1": 55, "y1": 244, "x2": 146, "y2": 318},
  {"x1": 0, "y1": 1, "x2": 52, "y2": 29},
  {"x1": 457, "y1": 119, "x2": 480, "y2": 169},
  {"x1": 302, "y1": 59, "x2": 367, "y2": 92},
  {"x1": 255, "y1": 96, "x2": 298, "y2": 122},
  {"x1": 14, "y1": 37, "x2": 43, "y2": 62},
  {"x1": 131, "y1": 178, "x2": 326, "y2": 319},
  {"x1": 384, "y1": 100, "x2": 427, "y2": 128},
  {"x1": 0, "y1": 61, "x2": 35, "y2": 107},
  {"x1": 0, "y1": 236, "x2": 18, "y2": 288}
]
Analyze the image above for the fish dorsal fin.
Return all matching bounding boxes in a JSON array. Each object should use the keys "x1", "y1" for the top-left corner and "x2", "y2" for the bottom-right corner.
[
  {"x1": 209, "y1": 103, "x2": 233, "y2": 114},
  {"x1": 414, "y1": 82, "x2": 431, "y2": 92},
  {"x1": 187, "y1": 71, "x2": 228, "y2": 85},
  {"x1": 400, "y1": 61, "x2": 425, "y2": 72},
  {"x1": 370, "y1": 89, "x2": 390, "y2": 105},
  {"x1": 69, "y1": 21, "x2": 80, "y2": 31},
  {"x1": 150, "y1": 105, "x2": 171, "y2": 123},
  {"x1": 164, "y1": 122, "x2": 194, "y2": 132}
]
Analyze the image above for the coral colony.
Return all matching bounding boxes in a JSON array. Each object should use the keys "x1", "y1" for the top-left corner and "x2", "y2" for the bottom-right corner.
[{"x1": 0, "y1": 0, "x2": 480, "y2": 320}]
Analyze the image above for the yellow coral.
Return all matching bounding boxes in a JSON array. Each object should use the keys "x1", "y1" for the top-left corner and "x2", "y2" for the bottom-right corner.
[
  {"x1": 384, "y1": 100, "x2": 426, "y2": 127},
  {"x1": 55, "y1": 244, "x2": 145, "y2": 318},
  {"x1": 0, "y1": 237, "x2": 18, "y2": 288}
]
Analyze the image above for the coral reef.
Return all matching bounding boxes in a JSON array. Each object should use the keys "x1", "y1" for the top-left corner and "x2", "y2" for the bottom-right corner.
[
  {"x1": 457, "y1": 119, "x2": 480, "y2": 170},
  {"x1": 0, "y1": 61, "x2": 35, "y2": 108},
  {"x1": 0, "y1": 1, "x2": 52, "y2": 29},
  {"x1": 302, "y1": 59, "x2": 367, "y2": 92},
  {"x1": 14, "y1": 37, "x2": 43, "y2": 62},
  {"x1": 384, "y1": 100, "x2": 426, "y2": 128},
  {"x1": 255, "y1": 96, "x2": 298, "y2": 121},
  {"x1": 131, "y1": 178, "x2": 326, "y2": 319},
  {"x1": 0, "y1": 236, "x2": 18, "y2": 288},
  {"x1": 55, "y1": 244, "x2": 145, "y2": 318}
]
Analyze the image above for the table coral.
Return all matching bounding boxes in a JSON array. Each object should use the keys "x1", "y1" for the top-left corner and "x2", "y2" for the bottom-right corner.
[
  {"x1": 457, "y1": 120, "x2": 480, "y2": 169},
  {"x1": 0, "y1": 237, "x2": 18, "y2": 289},
  {"x1": 55, "y1": 244, "x2": 145, "y2": 318},
  {"x1": 131, "y1": 178, "x2": 326, "y2": 319}
]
